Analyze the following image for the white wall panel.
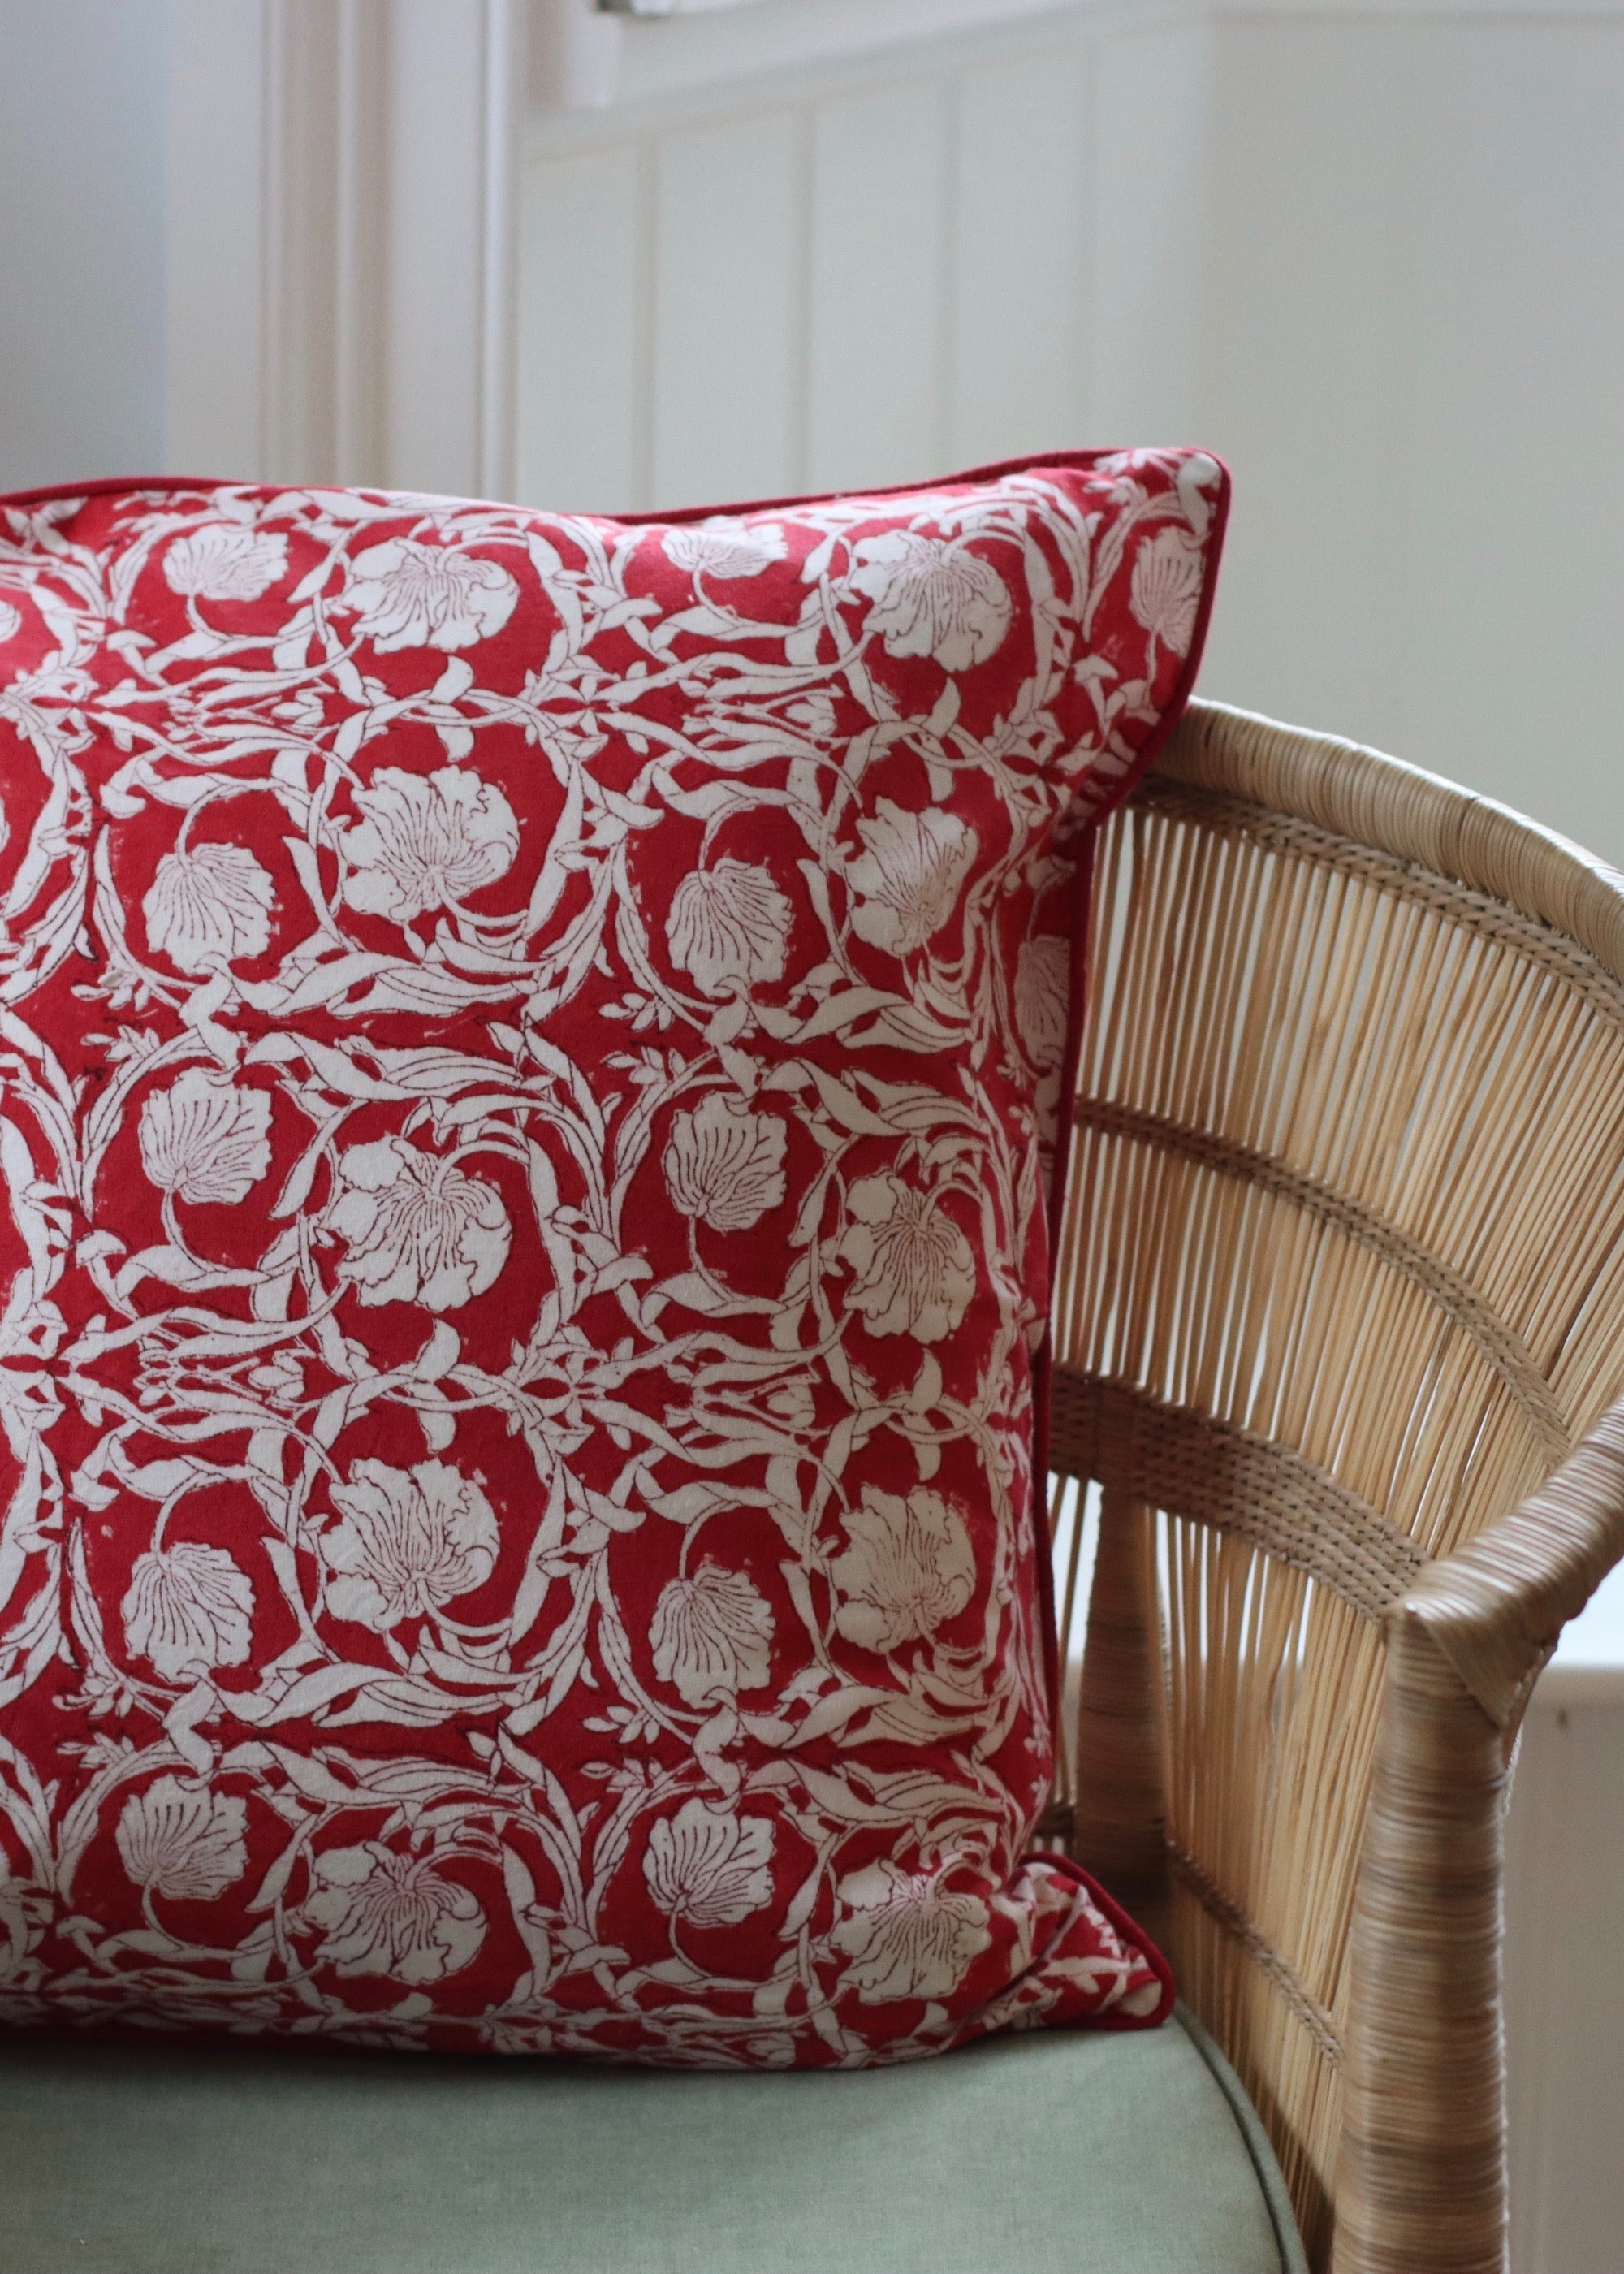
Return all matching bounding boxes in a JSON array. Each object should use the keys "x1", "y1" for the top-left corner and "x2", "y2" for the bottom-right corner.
[
  {"x1": 1191, "y1": 12, "x2": 1624, "y2": 862},
  {"x1": 1506, "y1": 1689, "x2": 1624, "y2": 2274},
  {"x1": 948, "y1": 47, "x2": 1091, "y2": 465},
  {"x1": 806, "y1": 78, "x2": 951, "y2": 492},
  {"x1": 650, "y1": 110, "x2": 804, "y2": 506},
  {"x1": 518, "y1": 143, "x2": 646, "y2": 511},
  {"x1": 166, "y1": 0, "x2": 270, "y2": 478},
  {"x1": 1086, "y1": 19, "x2": 1214, "y2": 446},
  {"x1": 1391, "y1": 19, "x2": 1624, "y2": 850},
  {"x1": 0, "y1": 0, "x2": 169, "y2": 493},
  {"x1": 164, "y1": 0, "x2": 520, "y2": 496},
  {"x1": 383, "y1": 0, "x2": 495, "y2": 497},
  {"x1": 1192, "y1": 16, "x2": 1419, "y2": 754}
]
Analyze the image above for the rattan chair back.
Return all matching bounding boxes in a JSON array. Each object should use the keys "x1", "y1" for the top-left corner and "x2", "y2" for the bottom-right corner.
[{"x1": 1047, "y1": 702, "x2": 1624, "y2": 2274}]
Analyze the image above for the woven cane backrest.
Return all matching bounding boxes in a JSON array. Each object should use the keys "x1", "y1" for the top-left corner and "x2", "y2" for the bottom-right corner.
[{"x1": 1047, "y1": 703, "x2": 1624, "y2": 2265}]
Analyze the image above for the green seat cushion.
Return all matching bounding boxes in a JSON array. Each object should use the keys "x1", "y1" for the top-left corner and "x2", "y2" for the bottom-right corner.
[{"x1": 0, "y1": 2008, "x2": 1305, "y2": 2274}]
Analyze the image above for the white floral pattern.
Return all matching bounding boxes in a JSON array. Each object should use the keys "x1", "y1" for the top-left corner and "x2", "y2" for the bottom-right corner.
[
  {"x1": 341, "y1": 767, "x2": 520, "y2": 922},
  {"x1": 122, "y1": 1544, "x2": 255, "y2": 1681},
  {"x1": 1015, "y1": 934, "x2": 1070, "y2": 1071},
  {"x1": 143, "y1": 844, "x2": 276, "y2": 972},
  {"x1": 830, "y1": 1486, "x2": 976, "y2": 1653},
  {"x1": 1129, "y1": 525, "x2": 1205, "y2": 658},
  {"x1": 138, "y1": 1069, "x2": 273, "y2": 1206},
  {"x1": 0, "y1": 456, "x2": 1216, "y2": 2063},
  {"x1": 303, "y1": 1845, "x2": 486, "y2": 1982},
  {"x1": 320, "y1": 1459, "x2": 499, "y2": 1631},
  {"x1": 663, "y1": 524, "x2": 787, "y2": 581},
  {"x1": 831, "y1": 1861, "x2": 991, "y2": 2004},
  {"x1": 116, "y1": 1780, "x2": 248, "y2": 1904},
  {"x1": 163, "y1": 524, "x2": 288, "y2": 603},
  {"x1": 644, "y1": 1801, "x2": 775, "y2": 1930},
  {"x1": 330, "y1": 1136, "x2": 511, "y2": 1308},
  {"x1": 848, "y1": 532, "x2": 1013, "y2": 671},
  {"x1": 838, "y1": 1174, "x2": 977, "y2": 1343},
  {"x1": 663, "y1": 1095, "x2": 787, "y2": 1232},
  {"x1": 339, "y1": 539, "x2": 520, "y2": 653},
  {"x1": 847, "y1": 802, "x2": 978, "y2": 957},
  {"x1": 0, "y1": 1864, "x2": 36, "y2": 1983},
  {"x1": 650, "y1": 1564, "x2": 775, "y2": 1706},
  {"x1": 666, "y1": 861, "x2": 792, "y2": 998}
]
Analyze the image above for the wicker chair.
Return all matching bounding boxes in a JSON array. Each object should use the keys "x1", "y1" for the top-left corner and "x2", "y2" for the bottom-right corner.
[{"x1": 1047, "y1": 700, "x2": 1624, "y2": 2274}]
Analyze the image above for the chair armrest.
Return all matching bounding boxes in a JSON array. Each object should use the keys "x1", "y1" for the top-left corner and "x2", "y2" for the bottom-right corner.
[{"x1": 1403, "y1": 1400, "x2": 1624, "y2": 1729}]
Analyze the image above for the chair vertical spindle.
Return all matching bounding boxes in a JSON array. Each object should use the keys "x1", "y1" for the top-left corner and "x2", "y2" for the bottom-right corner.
[{"x1": 1072, "y1": 1490, "x2": 1170, "y2": 1943}]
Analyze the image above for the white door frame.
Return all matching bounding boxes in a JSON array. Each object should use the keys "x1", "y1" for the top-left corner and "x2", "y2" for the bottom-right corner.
[{"x1": 165, "y1": 0, "x2": 525, "y2": 499}]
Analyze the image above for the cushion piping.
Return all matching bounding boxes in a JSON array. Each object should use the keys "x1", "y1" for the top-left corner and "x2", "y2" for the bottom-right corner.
[{"x1": 1173, "y1": 2004, "x2": 1311, "y2": 2274}]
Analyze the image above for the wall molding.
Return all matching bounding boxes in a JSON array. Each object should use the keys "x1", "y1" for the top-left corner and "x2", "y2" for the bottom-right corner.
[
  {"x1": 533, "y1": 0, "x2": 1624, "y2": 135},
  {"x1": 166, "y1": 0, "x2": 525, "y2": 498}
]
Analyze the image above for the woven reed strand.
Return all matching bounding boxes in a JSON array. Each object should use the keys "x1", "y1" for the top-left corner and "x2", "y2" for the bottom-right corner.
[{"x1": 1052, "y1": 702, "x2": 1624, "y2": 2274}]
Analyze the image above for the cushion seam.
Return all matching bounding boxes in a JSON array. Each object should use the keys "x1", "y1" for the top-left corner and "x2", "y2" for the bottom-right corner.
[{"x1": 1171, "y1": 2004, "x2": 1310, "y2": 2274}]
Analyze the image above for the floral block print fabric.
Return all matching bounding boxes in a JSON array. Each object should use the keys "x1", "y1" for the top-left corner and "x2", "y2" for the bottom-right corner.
[{"x1": 0, "y1": 453, "x2": 1224, "y2": 2064}]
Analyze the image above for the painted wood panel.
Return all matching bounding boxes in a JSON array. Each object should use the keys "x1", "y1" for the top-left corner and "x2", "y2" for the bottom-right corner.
[
  {"x1": 1506, "y1": 1692, "x2": 1624, "y2": 2274},
  {"x1": 0, "y1": 0, "x2": 169, "y2": 491},
  {"x1": 650, "y1": 109, "x2": 805, "y2": 506},
  {"x1": 948, "y1": 47, "x2": 1091, "y2": 466},
  {"x1": 518, "y1": 141, "x2": 646, "y2": 511},
  {"x1": 1388, "y1": 17, "x2": 1624, "y2": 843},
  {"x1": 1192, "y1": 15, "x2": 1419, "y2": 754},
  {"x1": 1086, "y1": 20, "x2": 1214, "y2": 445},
  {"x1": 806, "y1": 76, "x2": 951, "y2": 493},
  {"x1": 166, "y1": 0, "x2": 270, "y2": 477},
  {"x1": 1190, "y1": 11, "x2": 1624, "y2": 865},
  {"x1": 383, "y1": 0, "x2": 508, "y2": 498},
  {"x1": 519, "y1": 27, "x2": 1120, "y2": 515}
]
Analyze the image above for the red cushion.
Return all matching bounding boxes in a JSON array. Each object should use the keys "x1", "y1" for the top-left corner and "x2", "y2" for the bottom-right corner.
[{"x1": 0, "y1": 453, "x2": 1224, "y2": 2063}]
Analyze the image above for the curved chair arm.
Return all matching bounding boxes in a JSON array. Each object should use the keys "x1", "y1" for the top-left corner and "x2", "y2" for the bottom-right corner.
[
  {"x1": 1341, "y1": 1404, "x2": 1624, "y2": 2274},
  {"x1": 1406, "y1": 1401, "x2": 1624, "y2": 1730}
]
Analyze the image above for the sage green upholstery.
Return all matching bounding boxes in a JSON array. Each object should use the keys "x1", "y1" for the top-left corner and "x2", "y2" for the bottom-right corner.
[{"x1": 0, "y1": 2008, "x2": 1304, "y2": 2274}]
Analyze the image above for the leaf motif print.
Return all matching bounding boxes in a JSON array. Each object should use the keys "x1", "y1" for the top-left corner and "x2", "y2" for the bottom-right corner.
[
  {"x1": 330, "y1": 1136, "x2": 511, "y2": 1308},
  {"x1": 650, "y1": 1564, "x2": 775, "y2": 1706},
  {"x1": 122, "y1": 1544, "x2": 255, "y2": 1681},
  {"x1": 116, "y1": 1779, "x2": 248, "y2": 1904},
  {"x1": 644, "y1": 1801, "x2": 775, "y2": 1930},
  {"x1": 302, "y1": 1845, "x2": 486, "y2": 1983},
  {"x1": 137, "y1": 1070, "x2": 272, "y2": 1206},
  {"x1": 663, "y1": 523, "x2": 788, "y2": 581},
  {"x1": 320, "y1": 1459, "x2": 499, "y2": 1631},
  {"x1": 1014, "y1": 934, "x2": 1070, "y2": 1071},
  {"x1": 0, "y1": 453, "x2": 1219, "y2": 2062},
  {"x1": 142, "y1": 844, "x2": 276, "y2": 972},
  {"x1": 162, "y1": 523, "x2": 288, "y2": 602},
  {"x1": 0, "y1": 1863, "x2": 37, "y2": 1983},
  {"x1": 662, "y1": 1095, "x2": 786, "y2": 1233},
  {"x1": 340, "y1": 767, "x2": 520, "y2": 922},
  {"x1": 338, "y1": 538, "x2": 520, "y2": 653},
  {"x1": 666, "y1": 861, "x2": 793, "y2": 998},
  {"x1": 1129, "y1": 525, "x2": 1206, "y2": 659}
]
